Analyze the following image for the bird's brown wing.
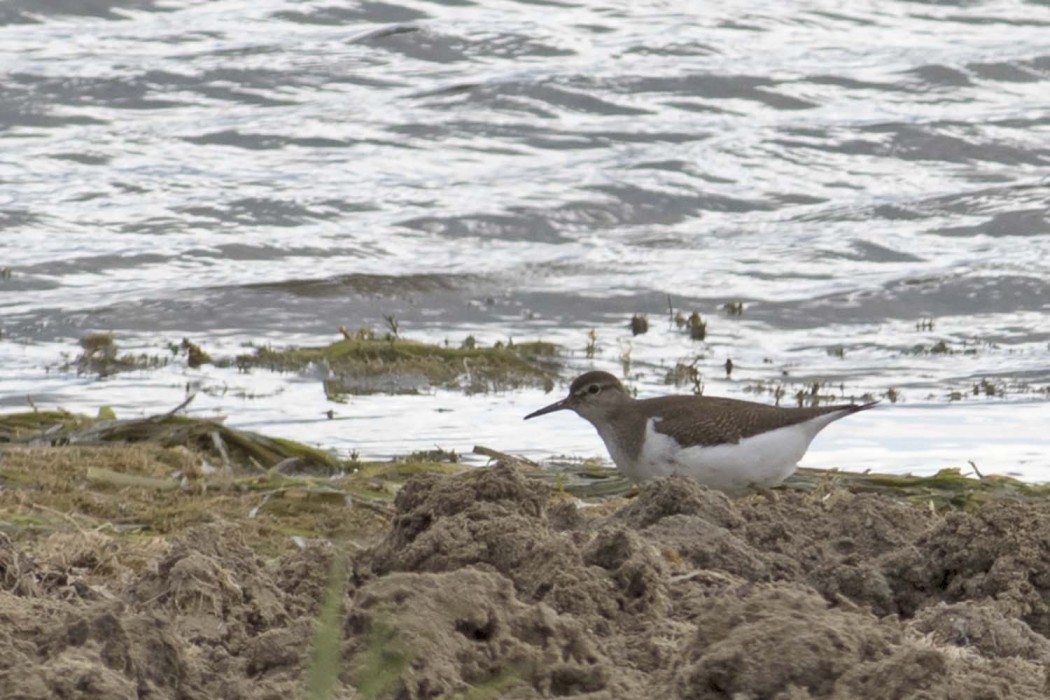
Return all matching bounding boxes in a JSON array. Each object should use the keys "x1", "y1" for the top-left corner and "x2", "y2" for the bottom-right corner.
[{"x1": 640, "y1": 396, "x2": 876, "y2": 448}]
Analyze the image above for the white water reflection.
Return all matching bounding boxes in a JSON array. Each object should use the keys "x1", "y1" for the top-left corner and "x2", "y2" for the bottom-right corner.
[{"x1": 2, "y1": 0, "x2": 1049, "y2": 479}]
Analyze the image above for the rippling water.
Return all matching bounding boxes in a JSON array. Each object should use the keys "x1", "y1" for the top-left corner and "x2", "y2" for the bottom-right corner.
[{"x1": 2, "y1": 0, "x2": 1048, "y2": 478}]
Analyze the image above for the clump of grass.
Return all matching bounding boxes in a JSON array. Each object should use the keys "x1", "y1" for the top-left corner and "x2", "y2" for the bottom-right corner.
[
  {"x1": 916, "y1": 318, "x2": 935, "y2": 331},
  {"x1": 68, "y1": 333, "x2": 168, "y2": 377},
  {"x1": 0, "y1": 408, "x2": 479, "y2": 552},
  {"x1": 233, "y1": 331, "x2": 559, "y2": 394},
  {"x1": 930, "y1": 340, "x2": 950, "y2": 354},
  {"x1": 973, "y1": 378, "x2": 1001, "y2": 397},
  {"x1": 402, "y1": 447, "x2": 459, "y2": 464},
  {"x1": 686, "y1": 312, "x2": 707, "y2": 341},
  {"x1": 741, "y1": 380, "x2": 871, "y2": 408},
  {"x1": 0, "y1": 410, "x2": 89, "y2": 441},
  {"x1": 665, "y1": 360, "x2": 703, "y2": 395},
  {"x1": 741, "y1": 380, "x2": 788, "y2": 405},
  {"x1": 170, "y1": 338, "x2": 211, "y2": 368},
  {"x1": 80, "y1": 332, "x2": 116, "y2": 355},
  {"x1": 906, "y1": 339, "x2": 981, "y2": 357},
  {"x1": 303, "y1": 548, "x2": 349, "y2": 700},
  {"x1": 0, "y1": 409, "x2": 342, "y2": 473},
  {"x1": 671, "y1": 308, "x2": 708, "y2": 341},
  {"x1": 723, "y1": 301, "x2": 744, "y2": 316},
  {"x1": 585, "y1": 329, "x2": 598, "y2": 359},
  {"x1": 353, "y1": 618, "x2": 412, "y2": 700},
  {"x1": 323, "y1": 379, "x2": 352, "y2": 403}
]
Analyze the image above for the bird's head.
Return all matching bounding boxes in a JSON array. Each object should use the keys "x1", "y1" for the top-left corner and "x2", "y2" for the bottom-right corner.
[{"x1": 524, "y1": 370, "x2": 628, "y2": 422}]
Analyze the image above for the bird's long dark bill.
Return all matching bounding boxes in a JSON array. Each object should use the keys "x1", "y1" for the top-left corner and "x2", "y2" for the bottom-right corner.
[{"x1": 523, "y1": 398, "x2": 569, "y2": 420}]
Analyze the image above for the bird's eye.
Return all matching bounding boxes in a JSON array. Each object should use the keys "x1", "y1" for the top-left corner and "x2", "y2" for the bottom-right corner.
[{"x1": 587, "y1": 384, "x2": 600, "y2": 395}]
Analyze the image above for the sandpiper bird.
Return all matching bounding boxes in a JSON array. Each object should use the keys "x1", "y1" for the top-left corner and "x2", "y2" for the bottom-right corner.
[{"x1": 524, "y1": 370, "x2": 877, "y2": 492}]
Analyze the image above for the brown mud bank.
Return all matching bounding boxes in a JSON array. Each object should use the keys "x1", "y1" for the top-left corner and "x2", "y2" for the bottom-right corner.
[{"x1": 4, "y1": 462, "x2": 1050, "y2": 698}]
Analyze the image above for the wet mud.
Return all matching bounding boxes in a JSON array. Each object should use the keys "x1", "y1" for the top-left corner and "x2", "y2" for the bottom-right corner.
[{"x1": 3, "y1": 463, "x2": 1050, "y2": 698}]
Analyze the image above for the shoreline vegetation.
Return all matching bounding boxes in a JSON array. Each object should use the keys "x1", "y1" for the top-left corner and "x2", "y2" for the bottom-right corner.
[
  {"x1": 3, "y1": 330, "x2": 1050, "y2": 698},
  {"x1": 4, "y1": 404, "x2": 1047, "y2": 548}
]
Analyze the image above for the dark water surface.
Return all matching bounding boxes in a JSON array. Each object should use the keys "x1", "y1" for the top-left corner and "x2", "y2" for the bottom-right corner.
[{"x1": 2, "y1": 0, "x2": 1049, "y2": 478}]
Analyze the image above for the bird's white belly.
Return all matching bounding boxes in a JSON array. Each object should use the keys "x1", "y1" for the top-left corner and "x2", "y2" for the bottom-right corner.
[{"x1": 626, "y1": 417, "x2": 830, "y2": 492}]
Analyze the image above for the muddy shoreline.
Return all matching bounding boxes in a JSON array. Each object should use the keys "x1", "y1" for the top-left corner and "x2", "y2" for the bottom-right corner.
[{"x1": 4, "y1": 441, "x2": 1050, "y2": 698}]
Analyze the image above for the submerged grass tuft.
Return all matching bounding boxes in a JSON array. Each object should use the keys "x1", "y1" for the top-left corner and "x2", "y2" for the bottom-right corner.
[
  {"x1": 628, "y1": 314, "x2": 649, "y2": 336},
  {"x1": 65, "y1": 333, "x2": 169, "y2": 377},
  {"x1": 233, "y1": 333, "x2": 559, "y2": 394}
]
